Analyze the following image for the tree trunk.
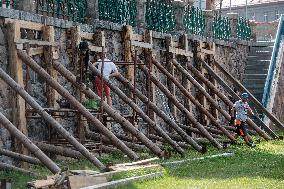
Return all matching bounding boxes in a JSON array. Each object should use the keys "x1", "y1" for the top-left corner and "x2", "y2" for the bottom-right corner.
[
  {"x1": 34, "y1": 142, "x2": 83, "y2": 159},
  {"x1": 0, "y1": 148, "x2": 41, "y2": 165},
  {"x1": 0, "y1": 110, "x2": 60, "y2": 174}
]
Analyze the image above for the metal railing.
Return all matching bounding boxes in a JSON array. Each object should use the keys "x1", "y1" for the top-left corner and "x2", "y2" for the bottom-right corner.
[
  {"x1": 183, "y1": 6, "x2": 205, "y2": 36},
  {"x1": 0, "y1": 0, "x2": 252, "y2": 41},
  {"x1": 262, "y1": 15, "x2": 284, "y2": 108},
  {"x1": 145, "y1": 0, "x2": 176, "y2": 33},
  {"x1": 35, "y1": 0, "x2": 87, "y2": 22},
  {"x1": 212, "y1": 14, "x2": 231, "y2": 40},
  {"x1": 98, "y1": 0, "x2": 137, "y2": 26},
  {"x1": 0, "y1": 0, "x2": 16, "y2": 8}
]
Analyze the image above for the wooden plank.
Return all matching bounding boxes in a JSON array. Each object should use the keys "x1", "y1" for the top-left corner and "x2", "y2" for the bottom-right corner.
[
  {"x1": 27, "y1": 47, "x2": 44, "y2": 56},
  {"x1": 81, "y1": 172, "x2": 163, "y2": 189},
  {"x1": 92, "y1": 164, "x2": 161, "y2": 179},
  {"x1": 200, "y1": 48, "x2": 214, "y2": 55},
  {"x1": 89, "y1": 45, "x2": 106, "y2": 52},
  {"x1": 81, "y1": 32, "x2": 94, "y2": 40},
  {"x1": 15, "y1": 39, "x2": 57, "y2": 46},
  {"x1": 169, "y1": 47, "x2": 193, "y2": 57},
  {"x1": 43, "y1": 26, "x2": 58, "y2": 143},
  {"x1": 5, "y1": 18, "x2": 43, "y2": 31},
  {"x1": 114, "y1": 157, "x2": 159, "y2": 167},
  {"x1": 6, "y1": 22, "x2": 29, "y2": 168},
  {"x1": 68, "y1": 176, "x2": 107, "y2": 189},
  {"x1": 144, "y1": 30, "x2": 156, "y2": 133},
  {"x1": 130, "y1": 40, "x2": 153, "y2": 49},
  {"x1": 132, "y1": 34, "x2": 144, "y2": 42}
]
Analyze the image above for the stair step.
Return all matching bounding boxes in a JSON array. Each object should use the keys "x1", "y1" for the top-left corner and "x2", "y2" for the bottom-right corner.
[
  {"x1": 249, "y1": 51, "x2": 272, "y2": 56},
  {"x1": 242, "y1": 79, "x2": 266, "y2": 85},
  {"x1": 243, "y1": 74, "x2": 267, "y2": 80},
  {"x1": 247, "y1": 55, "x2": 272, "y2": 61},
  {"x1": 250, "y1": 46, "x2": 274, "y2": 52},
  {"x1": 245, "y1": 69, "x2": 269, "y2": 74},
  {"x1": 243, "y1": 83, "x2": 266, "y2": 89},
  {"x1": 251, "y1": 41, "x2": 275, "y2": 47},
  {"x1": 246, "y1": 60, "x2": 271, "y2": 66}
]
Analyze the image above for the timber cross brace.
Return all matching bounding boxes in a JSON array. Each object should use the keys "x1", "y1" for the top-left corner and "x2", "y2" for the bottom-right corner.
[{"x1": 0, "y1": 18, "x2": 282, "y2": 175}]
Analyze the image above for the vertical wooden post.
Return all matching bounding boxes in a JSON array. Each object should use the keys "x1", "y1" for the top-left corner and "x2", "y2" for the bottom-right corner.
[
  {"x1": 165, "y1": 36, "x2": 177, "y2": 121},
  {"x1": 179, "y1": 34, "x2": 192, "y2": 124},
  {"x1": 195, "y1": 41, "x2": 209, "y2": 126},
  {"x1": 207, "y1": 43, "x2": 218, "y2": 119},
  {"x1": 1, "y1": 179, "x2": 12, "y2": 189},
  {"x1": 122, "y1": 26, "x2": 134, "y2": 88},
  {"x1": 43, "y1": 26, "x2": 58, "y2": 142},
  {"x1": 7, "y1": 23, "x2": 29, "y2": 168},
  {"x1": 71, "y1": 26, "x2": 81, "y2": 71},
  {"x1": 144, "y1": 30, "x2": 156, "y2": 134}
]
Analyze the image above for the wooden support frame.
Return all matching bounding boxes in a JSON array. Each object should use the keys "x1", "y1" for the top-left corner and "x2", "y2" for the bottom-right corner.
[
  {"x1": 165, "y1": 36, "x2": 177, "y2": 122},
  {"x1": 143, "y1": 30, "x2": 156, "y2": 134},
  {"x1": 6, "y1": 22, "x2": 29, "y2": 168}
]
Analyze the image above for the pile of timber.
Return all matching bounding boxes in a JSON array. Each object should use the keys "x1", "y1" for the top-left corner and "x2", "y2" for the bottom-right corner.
[{"x1": 27, "y1": 158, "x2": 162, "y2": 189}]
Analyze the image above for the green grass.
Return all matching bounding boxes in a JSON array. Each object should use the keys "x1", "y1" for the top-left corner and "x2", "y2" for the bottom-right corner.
[{"x1": 1, "y1": 139, "x2": 284, "y2": 189}]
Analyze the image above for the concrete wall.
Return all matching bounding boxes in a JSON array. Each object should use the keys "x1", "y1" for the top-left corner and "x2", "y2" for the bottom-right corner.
[{"x1": 0, "y1": 8, "x2": 249, "y2": 161}]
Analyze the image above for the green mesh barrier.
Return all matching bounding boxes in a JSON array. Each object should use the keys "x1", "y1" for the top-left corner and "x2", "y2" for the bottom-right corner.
[
  {"x1": 35, "y1": 0, "x2": 87, "y2": 22},
  {"x1": 145, "y1": 0, "x2": 176, "y2": 33},
  {"x1": 237, "y1": 17, "x2": 252, "y2": 40},
  {"x1": 0, "y1": 0, "x2": 15, "y2": 8},
  {"x1": 183, "y1": 6, "x2": 205, "y2": 36},
  {"x1": 98, "y1": 0, "x2": 137, "y2": 26},
  {"x1": 213, "y1": 14, "x2": 231, "y2": 41}
]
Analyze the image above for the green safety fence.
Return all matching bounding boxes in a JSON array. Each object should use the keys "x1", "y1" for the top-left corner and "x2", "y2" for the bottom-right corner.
[
  {"x1": 213, "y1": 14, "x2": 231, "y2": 41},
  {"x1": 98, "y1": 0, "x2": 137, "y2": 26},
  {"x1": 83, "y1": 99, "x2": 100, "y2": 110},
  {"x1": 237, "y1": 17, "x2": 252, "y2": 40},
  {"x1": 183, "y1": 6, "x2": 205, "y2": 36},
  {"x1": 145, "y1": 0, "x2": 176, "y2": 33},
  {"x1": 35, "y1": 0, "x2": 87, "y2": 22},
  {"x1": 0, "y1": 0, "x2": 16, "y2": 8}
]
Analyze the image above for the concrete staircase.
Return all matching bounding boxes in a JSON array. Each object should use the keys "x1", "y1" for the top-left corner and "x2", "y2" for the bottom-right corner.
[{"x1": 243, "y1": 41, "x2": 274, "y2": 102}]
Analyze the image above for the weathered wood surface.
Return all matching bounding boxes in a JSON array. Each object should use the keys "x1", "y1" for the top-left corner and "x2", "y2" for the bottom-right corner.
[
  {"x1": 0, "y1": 148, "x2": 41, "y2": 165},
  {"x1": 139, "y1": 61, "x2": 222, "y2": 149},
  {"x1": 17, "y1": 49, "x2": 138, "y2": 163},
  {"x1": 0, "y1": 110, "x2": 60, "y2": 173},
  {"x1": 68, "y1": 176, "x2": 107, "y2": 189},
  {"x1": 81, "y1": 172, "x2": 163, "y2": 189},
  {"x1": 87, "y1": 62, "x2": 183, "y2": 155},
  {"x1": 0, "y1": 64, "x2": 105, "y2": 170},
  {"x1": 6, "y1": 22, "x2": 28, "y2": 166},
  {"x1": 213, "y1": 60, "x2": 284, "y2": 132},
  {"x1": 200, "y1": 60, "x2": 272, "y2": 140},
  {"x1": 115, "y1": 74, "x2": 203, "y2": 152},
  {"x1": 53, "y1": 60, "x2": 164, "y2": 157},
  {"x1": 154, "y1": 59, "x2": 235, "y2": 142}
]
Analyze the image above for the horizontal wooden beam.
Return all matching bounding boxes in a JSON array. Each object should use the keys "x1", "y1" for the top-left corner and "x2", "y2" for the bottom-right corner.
[
  {"x1": 5, "y1": 18, "x2": 43, "y2": 31},
  {"x1": 89, "y1": 45, "x2": 107, "y2": 53},
  {"x1": 15, "y1": 39, "x2": 57, "y2": 46},
  {"x1": 169, "y1": 47, "x2": 193, "y2": 57},
  {"x1": 132, "y1": 34, "x2": 143, "y2": 42},
  {"x1": 27, "y1": 47, "x2": 44, "y2": 56},
  {"x1": 81, "y1": 32, "x2": 94, "y2": 40},
  {"x1": 130, "y1": 40, "x2": 152, "y2": 49}
]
